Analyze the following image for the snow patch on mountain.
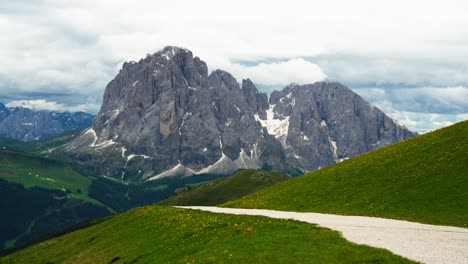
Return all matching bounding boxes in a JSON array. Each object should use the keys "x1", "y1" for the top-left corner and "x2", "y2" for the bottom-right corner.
[
  {"x1": 127, "y1": 154, "x2": 150, "y2": 161},
  {"x1": 255, "y1": 104, "x2": 290, "y2": 146},
  {"x1": 147, "y1": 163, "x2": 195, "y2": 181},
  {"x1": 94, "y1": 139, "x2": 115, "y2": 149},
  {"x1": 320, "y1": 120, "x2": 327, "y2": 128},
  {"x1": 234, "y1": 144, "x2": 261, "y2": 169},
  {"x1": 328, "y1": 136, "x2": 338, "y2": 162},
  {"x1": 84, "y1": 128, "x2": 98, "y2": 147},
  {"x1": 197, "y1": 152, "x2": 238, "y2": 175}
]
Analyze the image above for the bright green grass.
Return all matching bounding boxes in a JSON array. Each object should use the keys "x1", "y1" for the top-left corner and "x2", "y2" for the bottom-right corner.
[
  {"x1": 159, "y1": 170, "x2": 290, "y2": 206},
  {"x1": 0, "y1": 151, "x2": 92, "y2": 199},
  {"x1": 224, "y1": 121, "x2": 468, "y2": 227},
  {"x1": 1, "y1": 206, "x2": 413, "y2": 264}
]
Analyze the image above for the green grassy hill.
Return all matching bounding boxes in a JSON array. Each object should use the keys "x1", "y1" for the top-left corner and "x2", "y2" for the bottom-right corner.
[
  {"x1": 0, "y1": 137, "x2": 37, "y2": 154},
  {"x1": 0, "y1": 148, "x2": 179, "y2": 250},
  {"x1": 0, "y1": 131, "x2": 81, "y2": 156},
  {"x1": 34, "y1": 130, "x2": 83, "y2": 152},
  {"x1": 0, "y1": 150, "x2": 111, "y2": 250},
  {"x1": 224, "y1": 121, "x2": 468, "y2": 227},
  {"x1": 0, "y1": 137, "x2": 263, "y2": 250},
  {"x1": 159, "y1": 170, "x2": 290, "y2": 206},
  {"x1": 0, "y1": 151, "x2": 96, "y2": 201},
  {"x1": 1, "y1": 206, "x2": 413, "y2": 264}
]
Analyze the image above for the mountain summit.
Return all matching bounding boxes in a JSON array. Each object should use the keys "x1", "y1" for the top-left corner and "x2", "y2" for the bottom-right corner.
[{"x1": 61, "y1": 46, "x2": 415, "y2": 181}]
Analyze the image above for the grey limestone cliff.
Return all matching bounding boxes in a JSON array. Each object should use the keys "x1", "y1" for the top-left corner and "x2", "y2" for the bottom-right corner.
[
  {"x1": 61, "y1": 46, "x2": 416, "y2": 181},
  {"x1": 258, "y1": 82, "x2": 416, "y2": 171}
]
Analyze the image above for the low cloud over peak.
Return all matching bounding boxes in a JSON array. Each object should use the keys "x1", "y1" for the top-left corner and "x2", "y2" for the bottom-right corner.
[
  {"x1": 227, "y1": 59, "x2": 326, "y2": 87},
  {"x1": 0, "y1": 0, "x2": 467, "y2": 132}
]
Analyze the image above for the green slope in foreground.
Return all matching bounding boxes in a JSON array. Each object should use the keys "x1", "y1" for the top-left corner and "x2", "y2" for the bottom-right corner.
[
  {"x1": 159, "y1": 170, "x2": 290, "y2": 206},
  {"x1": 1, "y1": 206, "x2": 413, "y2": 264},
  {"x1": 224, "y1": 121, "x2": 468, "y2": 227},
  {"x1": 0, "y1": 150, "x2": 111, "y2": 249}
]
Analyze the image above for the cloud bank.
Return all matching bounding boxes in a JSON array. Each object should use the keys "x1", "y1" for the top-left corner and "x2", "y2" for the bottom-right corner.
[
  {"x1": 5, "y1": 99, "x2": 97, "y2": 112},
  {"x1": 228, "y1": 59, "x2": 326, "y2": 86},
  {"x1": 0, "y1": 0, "x2": 467, "y2": 132}
]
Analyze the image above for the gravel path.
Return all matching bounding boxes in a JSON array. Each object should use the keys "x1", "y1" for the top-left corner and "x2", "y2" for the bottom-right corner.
[{"x1": 177, "y1": 206, "x2": 468, "y2": 264}]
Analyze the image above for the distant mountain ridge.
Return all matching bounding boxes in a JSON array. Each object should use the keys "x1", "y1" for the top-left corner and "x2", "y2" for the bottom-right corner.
[
  {"x1": 0, "y1": 103, "x2": 93, "y2": 142},
  {"x1": 57, "y1": 46, "x2": 416, "y2": 181}
]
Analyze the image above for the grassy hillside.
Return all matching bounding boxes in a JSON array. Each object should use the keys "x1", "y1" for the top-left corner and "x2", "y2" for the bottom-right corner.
[
  {"x1": 0, "y1": 179, "x2": 110, "y2": 250},
  {"x1": 0, "y1": 150, "x2": 111, "y2": 249},
  {"x1": 1, "y1": 206, "x2": 413, "y2": 264},
  {"x1": 0, "y1": 143, "x2": 250, "y2": 250},
  {"x1": 0, "y1": 149, "x2": 171, "y2": 249},
  {"x1": 159, "y1": 170, "x2": 290, "y2": 206},
  {"x1": 225, "y1": 121, "x2": 468, "y2": 227},
  {"x1": 34, "y1": 130, "x2": 82, "y2": 152},
  {"x1": 0, "y1": 137, "x2": 37, "y2": 154},
  {"x1": 0, "y1": 151, "x2": 94, "y2": 201},
  {"x1": 0, "y1": 131, "x2": 80, "y2": 156}
]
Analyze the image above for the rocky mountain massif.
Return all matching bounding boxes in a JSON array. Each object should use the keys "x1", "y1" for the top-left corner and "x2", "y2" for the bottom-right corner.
[
  {"x1": 0, "y1": 103, "x2": 93, "y2": 142},
  {"x1": 60, "y1": 46, "x2": 416, "y2": 181}
]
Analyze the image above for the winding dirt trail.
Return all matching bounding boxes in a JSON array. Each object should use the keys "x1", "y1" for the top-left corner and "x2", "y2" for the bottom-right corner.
[{"x1": 177, "y1": 206, "x2": 468, "y2": 264}]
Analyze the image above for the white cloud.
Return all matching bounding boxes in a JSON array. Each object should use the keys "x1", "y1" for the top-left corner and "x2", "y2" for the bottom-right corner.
[
  {"x1": 352, "y1": 86, "x2": 468, "y2": 132},
  {"x1": 389, "y1": 111, "x2": 458, "y2": 134},
  {"x1": 353, "y1": 86, "x2": 468, "y2": 114},
  {"x1": 1, "y1": 0, "x2": 468, "y2": 93},
  {"x1": 5, "y1": 99, "x2": 99, "y2": 113},
  {"x1": 351, "y1": 98, "x2": 463, "y2": 133},
  {"x1": 226, "y1": 59, "x2": 326, "y2": 86},
  {"x1": 315, "y1": 56, "x2": 468, "y2": 87},
  {"x1": 418, "y1": 86, "x2": 468, "y2": 107},
  {"x1": 0, "y1": 0, "x2": 467, "y2": 132},
  {"x1": 456, "y1": 113, "x2": 468, "y2": 122}
]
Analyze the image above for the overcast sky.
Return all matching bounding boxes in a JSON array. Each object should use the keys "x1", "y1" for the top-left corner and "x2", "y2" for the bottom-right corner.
[{"x1": 1, "y1": 0, "x2": 467, "y2": 132}]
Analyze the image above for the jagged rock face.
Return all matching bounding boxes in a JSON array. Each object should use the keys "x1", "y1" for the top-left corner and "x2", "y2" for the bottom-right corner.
[
  {"x1": 68, "y1": 47, "x2": 286, "y2": 180},
  {"x1": 64, "y1": 46, "x2": 415, "y2": 181},
  {"x1": 242, "y1": 79, "x2": 269, "y2": 119},
  {"x1": 260, "y1": 83, "x2": 416, "y2": 171},
  {"x1": 0, "y1": 104, "x2": 93, "y2": 142}
]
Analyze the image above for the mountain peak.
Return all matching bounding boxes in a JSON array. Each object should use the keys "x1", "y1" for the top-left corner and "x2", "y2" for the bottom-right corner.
[
  {"x1": 208, "y1": 69, "x2": 240, "y2": 90},
  {"x1": 160, "y1": 45, "x2": 189, "y2": 57},
  {"x1": 121, "y1": 46, "x2": 193, "y2": 70},
  {"x1": 62, "y1": 46, "x2": 415, "y2": 181},
  {"x1": 147, "y1": 46, "x2": 191, "y2": 61},
  {"x1": 241, "y1": 79, "x2": 257, "y2": 92}
]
